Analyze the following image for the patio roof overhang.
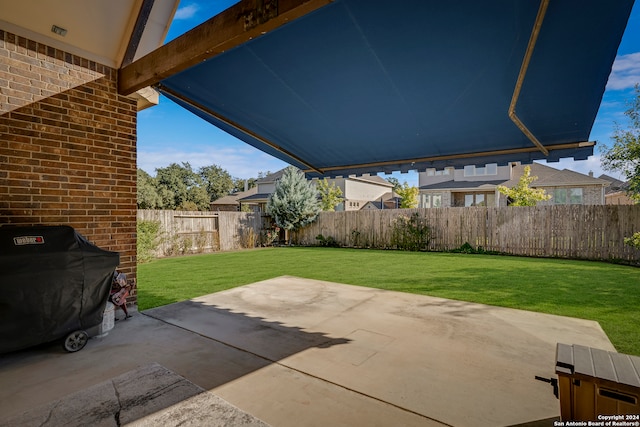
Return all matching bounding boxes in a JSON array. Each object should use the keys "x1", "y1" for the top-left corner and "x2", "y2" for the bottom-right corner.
[{"x1": 120, "y1": 0, "x2": 634, "y2": 178}]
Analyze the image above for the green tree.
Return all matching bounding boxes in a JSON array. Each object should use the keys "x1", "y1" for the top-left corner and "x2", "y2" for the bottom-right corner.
[
  {"x1": 179, "y1": 201, "x2": 200, "y2": 211},
  {"x1": 155, "y1": 162, "x2": 209, "y2": 210},
  {"x1": 199, "y1": 165, "x2": 234, "y2": 202},
  {"x1": 316, "y1": 178, "x2": 343, "y2": 211},
  {"x1": 157, "y1": 186, "x2": 175, "y2": 210},
  {"x1": 497, "y1": 165, "x2": 551, "y2": 206},
  {"x1": 266, "y1": 166, "x2": 320, "y2": 242},
  {"x1": 386, "y1": 177, "x2": 401, "y2": 192},
  {"x1": 230, "y1": 171, "x2": 272, "y2": 194},
  {"x1": 396, "y1": 182, "x2": 419, "y2": 208},
  {"x1": 137, "y1": 169, "x2": 161, "y2": 209},
  {"x1": 601, "y1": 84, "x2": 640, "y2": 203},
  {"x1": 232, "y1": 177, "x2": 257, "y2": 193}
]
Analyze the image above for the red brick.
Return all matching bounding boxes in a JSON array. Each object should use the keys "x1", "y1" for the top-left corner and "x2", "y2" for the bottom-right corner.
[
  {"x1": 0, "y1": 216, "x2": 39, "y2": 224},
  {"x1": 61, "y1": 141, "x2": 89, "y2": 152},
  {"x1": 40, "y1": 144, "x2": 66, "y2": 155},
  {"x1": 39, "y1": 188, "x2": 68, "y2": 197},
  {"x1": 38, "y1": 181, "x2": 62, "y2": 189},
  {"x1": 8, "y1": 171, "x2": 40, "y2": 181},
  {"x1": 5, "y1": 141, "x2": 35, "y2": 152},
  {"x1": 5, "y1": 179, "x2": 33, "y2": 192},
  {"x1": 5, "y1": 200, "x2": 37, "y2": 208},
  {"x1": 11, "y1": 158, "x2": 39, "y2": 169},
  {"x1": 39, "y1": 102, "x2": 69, "y2": 115},
  {"x1": 39, "y1": 132, "x2": 69, "y2": 142},
  {"x1": 32, "y1": 193, "x2": 65, "y2": 202}
]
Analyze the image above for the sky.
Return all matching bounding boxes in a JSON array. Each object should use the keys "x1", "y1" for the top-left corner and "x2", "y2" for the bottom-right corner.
[{"x1": 137, "y1": 1, "x2": 640, "y2": 186}]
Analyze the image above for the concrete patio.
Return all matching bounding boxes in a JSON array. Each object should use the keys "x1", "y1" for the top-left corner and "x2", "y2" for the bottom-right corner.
[{"x1": 0, "y1": 276, "x2": 616, "y2": 426}]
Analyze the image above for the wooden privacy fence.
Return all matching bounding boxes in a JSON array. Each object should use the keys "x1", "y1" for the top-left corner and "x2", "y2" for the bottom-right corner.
[
  {"x1": 292, "y1": 205, "x2": 640, "y2": 263},
  {"x1": 138, "y1": 206, "x2": 640, "y2": 263},
  {"x1": 137, "y1": 210, "x2": 264, "y2": 256}
]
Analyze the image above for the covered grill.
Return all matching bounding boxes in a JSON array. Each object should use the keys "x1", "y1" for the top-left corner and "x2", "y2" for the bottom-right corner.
[{"x1": 0, "y1": 225, "x2": 120, "y2": 353}]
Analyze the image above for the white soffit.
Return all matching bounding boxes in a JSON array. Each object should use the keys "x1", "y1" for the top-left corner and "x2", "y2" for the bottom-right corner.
[{"x1": 0, "y1": 0, "x2": 177, "y2": 68}]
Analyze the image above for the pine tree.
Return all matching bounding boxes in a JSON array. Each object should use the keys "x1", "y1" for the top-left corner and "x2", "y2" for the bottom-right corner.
[{"x1": 266, "y1": 167, "x2": 320, "y2": 242}]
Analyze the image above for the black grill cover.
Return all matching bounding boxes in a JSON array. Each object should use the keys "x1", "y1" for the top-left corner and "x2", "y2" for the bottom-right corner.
[{"x1": 0, "y1": 225, "x2": 120, "y2": 353}]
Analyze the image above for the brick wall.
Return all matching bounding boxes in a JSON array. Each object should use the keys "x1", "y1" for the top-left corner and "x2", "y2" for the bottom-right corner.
[
  {"x1": 0, "y1": 30, "x2": 138, "y2": 304},
  {"x1": 0, "y1": 30, "x2": 105, "y2": 115}
]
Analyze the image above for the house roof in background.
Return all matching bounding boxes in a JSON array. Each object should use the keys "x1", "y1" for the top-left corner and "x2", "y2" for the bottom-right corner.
[
  {"x1": 238, "y1": 193, "x2": 272, "y2": 202},
  {"x1": 380, "y1": 191, "x2": 400, "y2": 202},
  {"x1": 256, "y1": 169, "x2": 286, "y2": 184},
  {"x1": 348, "y1": 175, "x2": 394, "y2": 187},
  {"x1": 420, "y1": 180, "x2": 507, "y2": 191},
  {"x1": 146, "y1": 0, "x2": 633, "y2": 178},
  {"x1": 420, "y1": 162, "x2": 611, "y2": 191},
  {"x1": 256, "y1": 169, "x2": 394, "y2": 187},
  {"x1": 211, "y1": 186, "x2": 258, "y2": 205},
  {"x1": 599, "y1": 174, "x2": 630, "y2": 194},
  {"x1": 504, "y1": 163, "x2": 610, "y2": 188}
]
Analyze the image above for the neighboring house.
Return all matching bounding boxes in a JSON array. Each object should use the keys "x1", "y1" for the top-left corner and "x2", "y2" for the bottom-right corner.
[
  {"x1": 599, "y1": 174, "x2": 635, "y2": 205},
  {"x1": 236, "y1": 170, "x2": 287, "y2": 213},
  {"x1": 361, "y1": 197, "x2": 401, "y2": 210},
  {"x1": 418, "y1": 163, "x2": 508, "y2": 208},
  {"x1": 418, "y1": 162, "x2": 609, "y2": 208},
  {"x1": 234, "y1": 169, "x2": 396, "y2": 212},
  {"x1": 323, "y1": 174, "x2": 395, "y2": 211},
  {"x1": 210, "y1": 187, "x2": 258, "y2": 211}
]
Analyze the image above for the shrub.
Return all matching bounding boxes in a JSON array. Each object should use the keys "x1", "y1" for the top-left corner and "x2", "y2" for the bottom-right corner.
[
  {"x1": 165, "y1": 234, "x2": 193, "y2": 256},
  {"x1": 261, "y1": 226, "x2": 280, "y2": 246},
  {"x1": 449, "y1": 242, "x2": 503, "y2": 255},
  {"x1": 137, "y1": 220, "x2": 161, "y2": 263},
  {"x1": 179, "y1": 236, "x2": 193, "y2": 255},
  {"x1": 390, "y1": 212, "x2": 431, "y2": 251},
  {"x1": 194, "y1": 228, "x2": 209, "y2": 253},
  {"x1": 624, "y1": 232, "x2": 640, "y2": 249},
  {"x1": 351, "y1": 228, "x2": 361, "y2": 247},
  {"x1": 239, "y1": 228, "x2": 257, "y2": 248},
  {"x1": 163, "y1": 234, "x2": 179, "y2": 257},
  {"x1": 451, "y1": 242, "x2": 476, "y2": 254},
  {"x1": 316, "y1": 234, "x2": 340, "y2": 247}
]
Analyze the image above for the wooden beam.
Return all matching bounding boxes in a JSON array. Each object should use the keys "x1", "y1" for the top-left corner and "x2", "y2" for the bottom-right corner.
[
  {"x1": 118, "y1": 0, "x2": 334, "y2": 95},
  {"x1": 121, "y1": 0, "x2": 156, "y2": 67}
]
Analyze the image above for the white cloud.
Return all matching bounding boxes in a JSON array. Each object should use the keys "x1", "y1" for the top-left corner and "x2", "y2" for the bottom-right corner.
[
  {"x1": 173, "y1": 4, "x2": 199, "y2": 20},
  {"x1": 606, "y1": 52, "x2": 640, "y2": 90}
]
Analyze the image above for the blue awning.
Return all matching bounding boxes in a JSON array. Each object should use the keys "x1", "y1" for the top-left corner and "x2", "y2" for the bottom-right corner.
[{"x1": 157, "y1": 0, "x2": 634, "y2": 178}]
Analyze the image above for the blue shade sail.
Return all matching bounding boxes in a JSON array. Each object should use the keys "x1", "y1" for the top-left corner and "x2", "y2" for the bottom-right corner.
[{"x1": 158, "y1": 0, "x2": 634, "y2": 177}]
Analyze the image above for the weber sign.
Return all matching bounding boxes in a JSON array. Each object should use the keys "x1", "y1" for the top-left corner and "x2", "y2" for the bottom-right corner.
[{"x1": 13, "y1": 236, "x2": 45, "y2": 246}]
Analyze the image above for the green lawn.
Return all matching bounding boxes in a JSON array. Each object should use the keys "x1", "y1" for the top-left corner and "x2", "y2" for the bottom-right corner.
[{"x1": 137, "y1": 247, "x2": 640, "y2": 355}]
